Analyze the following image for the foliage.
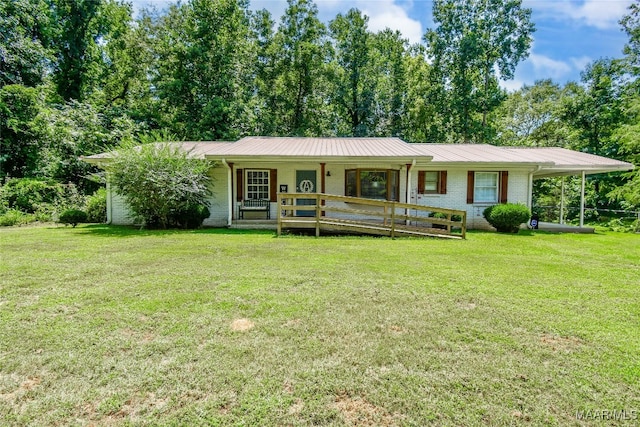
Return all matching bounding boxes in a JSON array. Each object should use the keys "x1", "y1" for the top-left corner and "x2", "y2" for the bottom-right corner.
[
  {"x1": 424, "y1": 0, "x2": 534, "y2": 142},
  {"x1": 0, "y1": 209, "x2": 36, "y2": 226},
  {"x1": 621, "y1": 0, "x2": 640, "y2": 73},
  {"x1": 174, "y1": 203, "x2": 210, "y2": 229},
  {"x1": 0, "y1": 85, "x2": 45, "y2": 178},
  {"x1": 0, "y1": 0, "x2": 52, "y2": 88},
  {"x1": 483, "y1": 203, "x2": 530, "y2": 233},
  {"x1": 0, "y1": 178, "x2": 65, "y2": 213},
  {"x1": 58, "y1": 208, "x2": 88, "y2": 227},
  {"x1": 495, "y1": 79, "x2": 569, "y2": 147},
  {"x1": 85, "y1": 187, "x2": 107, "y2": 223},
  {"x1": 107, "y1": 140, "x2": 214, "y2": 229}
]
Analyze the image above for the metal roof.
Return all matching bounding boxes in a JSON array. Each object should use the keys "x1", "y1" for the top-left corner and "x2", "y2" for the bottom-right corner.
[
  {"x1": 212, "y1": 136, "x2": 428, "y2": 159},
  {"x1": 410, "y1": 143, "x2": 544, "y2": 164},
  {"x1": 82, "y1": 138, "x2": 634, "y2": 177},
  {"x1": 503, "y1": 147, "x2": 634, "y2": 177}
]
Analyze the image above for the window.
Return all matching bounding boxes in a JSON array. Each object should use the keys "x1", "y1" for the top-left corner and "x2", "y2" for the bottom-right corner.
[
  {"x1": 345, "y1": 169, "x2": 400, "y2": 201},
  {"x1": 418, "y1": 171, "x2": 447, "y2": 194},
  {"x1": 246, "y1": 170, "x2": 269, "y2": 200},
  {"x1": 474, "y1": 172, "x2": 498, "y2": 203}
]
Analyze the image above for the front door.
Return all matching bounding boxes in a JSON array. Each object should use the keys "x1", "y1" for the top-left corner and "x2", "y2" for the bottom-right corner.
[{"x1": 296, "y1": 170, "x2": 317, "y2": 217}]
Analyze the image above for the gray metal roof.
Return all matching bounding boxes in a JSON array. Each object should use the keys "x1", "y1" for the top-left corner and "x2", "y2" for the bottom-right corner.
[
  {"x1": 410, "y1": 143, "x2": 544, "y2": 164},
  {"x1": 213, "y1": 136, "x2": 428, "y2": 159},
  {"x1": 503, "y1": 147, "x2": 634, "y2": 177},
  {"x1": 82, "y1": 138, "x2": 634, "y2": 177}
]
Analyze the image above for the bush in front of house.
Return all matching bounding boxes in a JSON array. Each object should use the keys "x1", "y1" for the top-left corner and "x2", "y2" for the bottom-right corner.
[
  {"x1": 483, "y1": 203, "x2": 531, "y2": 233},
  {"x1": 59, "y1": 209, "x2": 88, "y2": 227},
  {"x1": 85, "y1": 188, "x2": 107, "y2": 223},
  {"x1": 173, "y1": 204, "x2": 210, "y2": 229},
  {"x1": 107, "y1": 141, "x2": 214, "y2": 229}
]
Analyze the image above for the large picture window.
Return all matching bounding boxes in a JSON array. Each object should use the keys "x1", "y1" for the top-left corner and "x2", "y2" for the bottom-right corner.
[
  {"x1": 246, "y1": 170, "x2": 270, "y2": 200},
  {"x1": 474, "y1": 172, "x2": 498, "y2": 203},
  {"x1": 345, "y1": 169, "x2": 400, "y2": 201}
]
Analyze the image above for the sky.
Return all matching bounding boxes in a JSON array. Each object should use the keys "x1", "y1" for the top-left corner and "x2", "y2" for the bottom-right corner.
[{"x1": 131, "y1": 0, "x2": 635, "y2": 91}]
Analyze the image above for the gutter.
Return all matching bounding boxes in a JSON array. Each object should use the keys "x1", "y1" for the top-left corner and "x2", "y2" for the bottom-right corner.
[{"x1": 221, "y1": 159, "x2": 233, "y2": 227}]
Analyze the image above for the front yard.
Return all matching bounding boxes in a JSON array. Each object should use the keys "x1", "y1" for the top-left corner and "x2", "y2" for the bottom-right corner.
[{"x1": 1, "y1": 225, "x2": 638, "y2": 425}]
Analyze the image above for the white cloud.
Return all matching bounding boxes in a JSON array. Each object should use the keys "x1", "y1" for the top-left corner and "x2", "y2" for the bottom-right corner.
[
  {"x1": 529, "y1": 52, "x2": 572, "y2": 79},
  {"x1": 500, "y1": 78, "x2": 527, "y2": 92},
  {"x1": 570, "y1": 55, "x2": 593, "y2": 71},
  {"x1": 358, "y1": 2, "x2": 423, "y2": 44},
  {"x1": 527, "y1": 0, "x2": 632, "y2": 29}
]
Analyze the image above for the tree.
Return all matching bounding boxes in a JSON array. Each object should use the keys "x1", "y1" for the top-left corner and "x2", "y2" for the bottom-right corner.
[
  {"x1": 621, "y1": 0, "x2": 640, "y2": 73},
  {"x1": 107, "y1": 138, "x2": 215, "y2": 228},
  {"x1": 149, "y1": 0, "x2": 252, "y2": 140},
  {"x1": 424, "y1": 0, "x2": 534, "y2": 142},
  {"x1": 270, "y1": 0, "x2": 331, "y2": 135},
  {"x1": 495, "y1": 79, "x2": 568, "y2": 146},
  {"x1": 561, "y1": 59, "x2": 627, "y2": 157},
  {"x1": 0, "y1": 0, "x2": 53, "y2": 88},
  {"x1": 371, "y1": 29, "x2": 408, "y2": 137},
  {"x1": 0, "y1": 85, "x2": 45, "y2": 178},
  {"x1": 329, "y1": 9, "x2": 375, "y2": 136}
]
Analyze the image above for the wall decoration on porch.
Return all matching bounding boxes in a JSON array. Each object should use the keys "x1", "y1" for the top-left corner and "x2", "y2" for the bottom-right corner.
[
  {"x1": 279, "y1": 184, "x2": 288, "y2": 193},
  {"x1": 299, "y1": 180, "x2": 314, "y2": 193}
]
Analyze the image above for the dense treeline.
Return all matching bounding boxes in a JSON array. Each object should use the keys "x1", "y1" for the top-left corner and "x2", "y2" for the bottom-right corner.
[{"x1": 1, "y1": 0, "x2": 639, "y2": 220}]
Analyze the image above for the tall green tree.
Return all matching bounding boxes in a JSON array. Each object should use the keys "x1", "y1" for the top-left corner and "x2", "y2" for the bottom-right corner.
[
  {"x1": 329, "y1": 9, "x2": 374, "y2": 136},
  {"x1": 621, "y1": 0, "x2": 640, "y2": 73},
  {"x1": 371, "y1": 29, "x2": 408, "y2": 137},
  {"x1": 271, "y1": 0, "x2": 331, "y2": 136},
  {"x1": 150, "y1": 0, "x2": 252, "y2": 140},
  {"x1": 495, "y1": 79, "x2": 568, "y2": 147},
  {"x1": 0, "y1": 0, "x2": 53, "y2": 88},
  {"x1": 424, "y1": 0, "x2": 534, "y2": 142},
  {"x1": 561, "y1": 59, "x2": 627, "y2": 157},
  {"x1": 51, "y1": 0, "x2": 135, "y2": 102},
  {"x1": 0, "y1": 85, "x2": 45, "y2": 178}
]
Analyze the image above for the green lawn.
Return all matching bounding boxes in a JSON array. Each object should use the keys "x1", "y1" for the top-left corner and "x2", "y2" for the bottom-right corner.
[{"x1": 1, "y1": 225, "x2": 638, "y2": 426}]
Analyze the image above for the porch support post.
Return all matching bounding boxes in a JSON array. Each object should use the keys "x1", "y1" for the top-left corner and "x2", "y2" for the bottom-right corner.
[
  {"x1": 224, "y1": 160, "x2": 233, "y2": 225},
  {"x1": 560, "y1": 177, "x2": 565, "y2": 225},
  {"x1": 406, "y1": 161, "x2": 415, "y2": 226},
  {"x1": 580, "y1": 170, "x2": 586, "y2": 228}
]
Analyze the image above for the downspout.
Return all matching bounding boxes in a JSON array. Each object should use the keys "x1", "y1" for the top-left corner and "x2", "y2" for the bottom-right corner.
[
  {"x1": 222, "y1": 159, "x2": 233, "y2": 227},
  {"x1": 406, "y1": 160, "x2": 416, "y2": 204}
]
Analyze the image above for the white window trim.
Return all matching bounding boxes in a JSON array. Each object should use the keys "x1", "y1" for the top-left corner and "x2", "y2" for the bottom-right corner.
[
  {"x1": 245, "y1": 169, "x2": 270, "y2": 200},
  {"x1": 474, "y1": 172, "x2": 499, "y2": 203}
]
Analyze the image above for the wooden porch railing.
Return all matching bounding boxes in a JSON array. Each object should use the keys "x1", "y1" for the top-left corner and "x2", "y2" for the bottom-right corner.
[{"x1": 276, "y1": 193, "x2": 466, "y2": 239}]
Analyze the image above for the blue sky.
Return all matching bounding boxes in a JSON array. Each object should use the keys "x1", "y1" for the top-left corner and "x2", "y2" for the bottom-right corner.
[{"x1": 132, "y1": 0, "x2": 634, "y2": 91}]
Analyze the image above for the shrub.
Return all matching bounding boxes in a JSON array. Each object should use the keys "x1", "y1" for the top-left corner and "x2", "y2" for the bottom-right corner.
[
  {"x1": 173, "y1": 204, "x2": 210, "y2": 229},
  {"x1": 108, "y1": 141, "x2": 214, "y2": 229},
  {"x1": 85, "y1": 188, "x2": 107, "y2": 223},
  {"x1": 483, "y1": 203, "x2": 531, "y2": 233},
  {"x1": 0, "y1": 178, "x2": 65, "y2": 213},
  {"x1": 0, "y1": 209, "x2": 35, "y2": 226},
  {"x1": 59, "y1": 209, "x2": 88, "y2": 227}
]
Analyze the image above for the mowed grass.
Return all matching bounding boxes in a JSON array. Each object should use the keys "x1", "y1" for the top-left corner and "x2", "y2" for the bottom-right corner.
[{"x1": 0, "y1": 225, "x2": 638, "y2": 426}]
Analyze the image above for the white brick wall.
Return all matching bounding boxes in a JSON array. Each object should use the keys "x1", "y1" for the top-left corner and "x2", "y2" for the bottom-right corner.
[
  {"x1": 413, "y1": 168, "x2": 531, "y2": 230},
  {"x1": 107, "y1": 162, "x2": 533, "y2": 230}
]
